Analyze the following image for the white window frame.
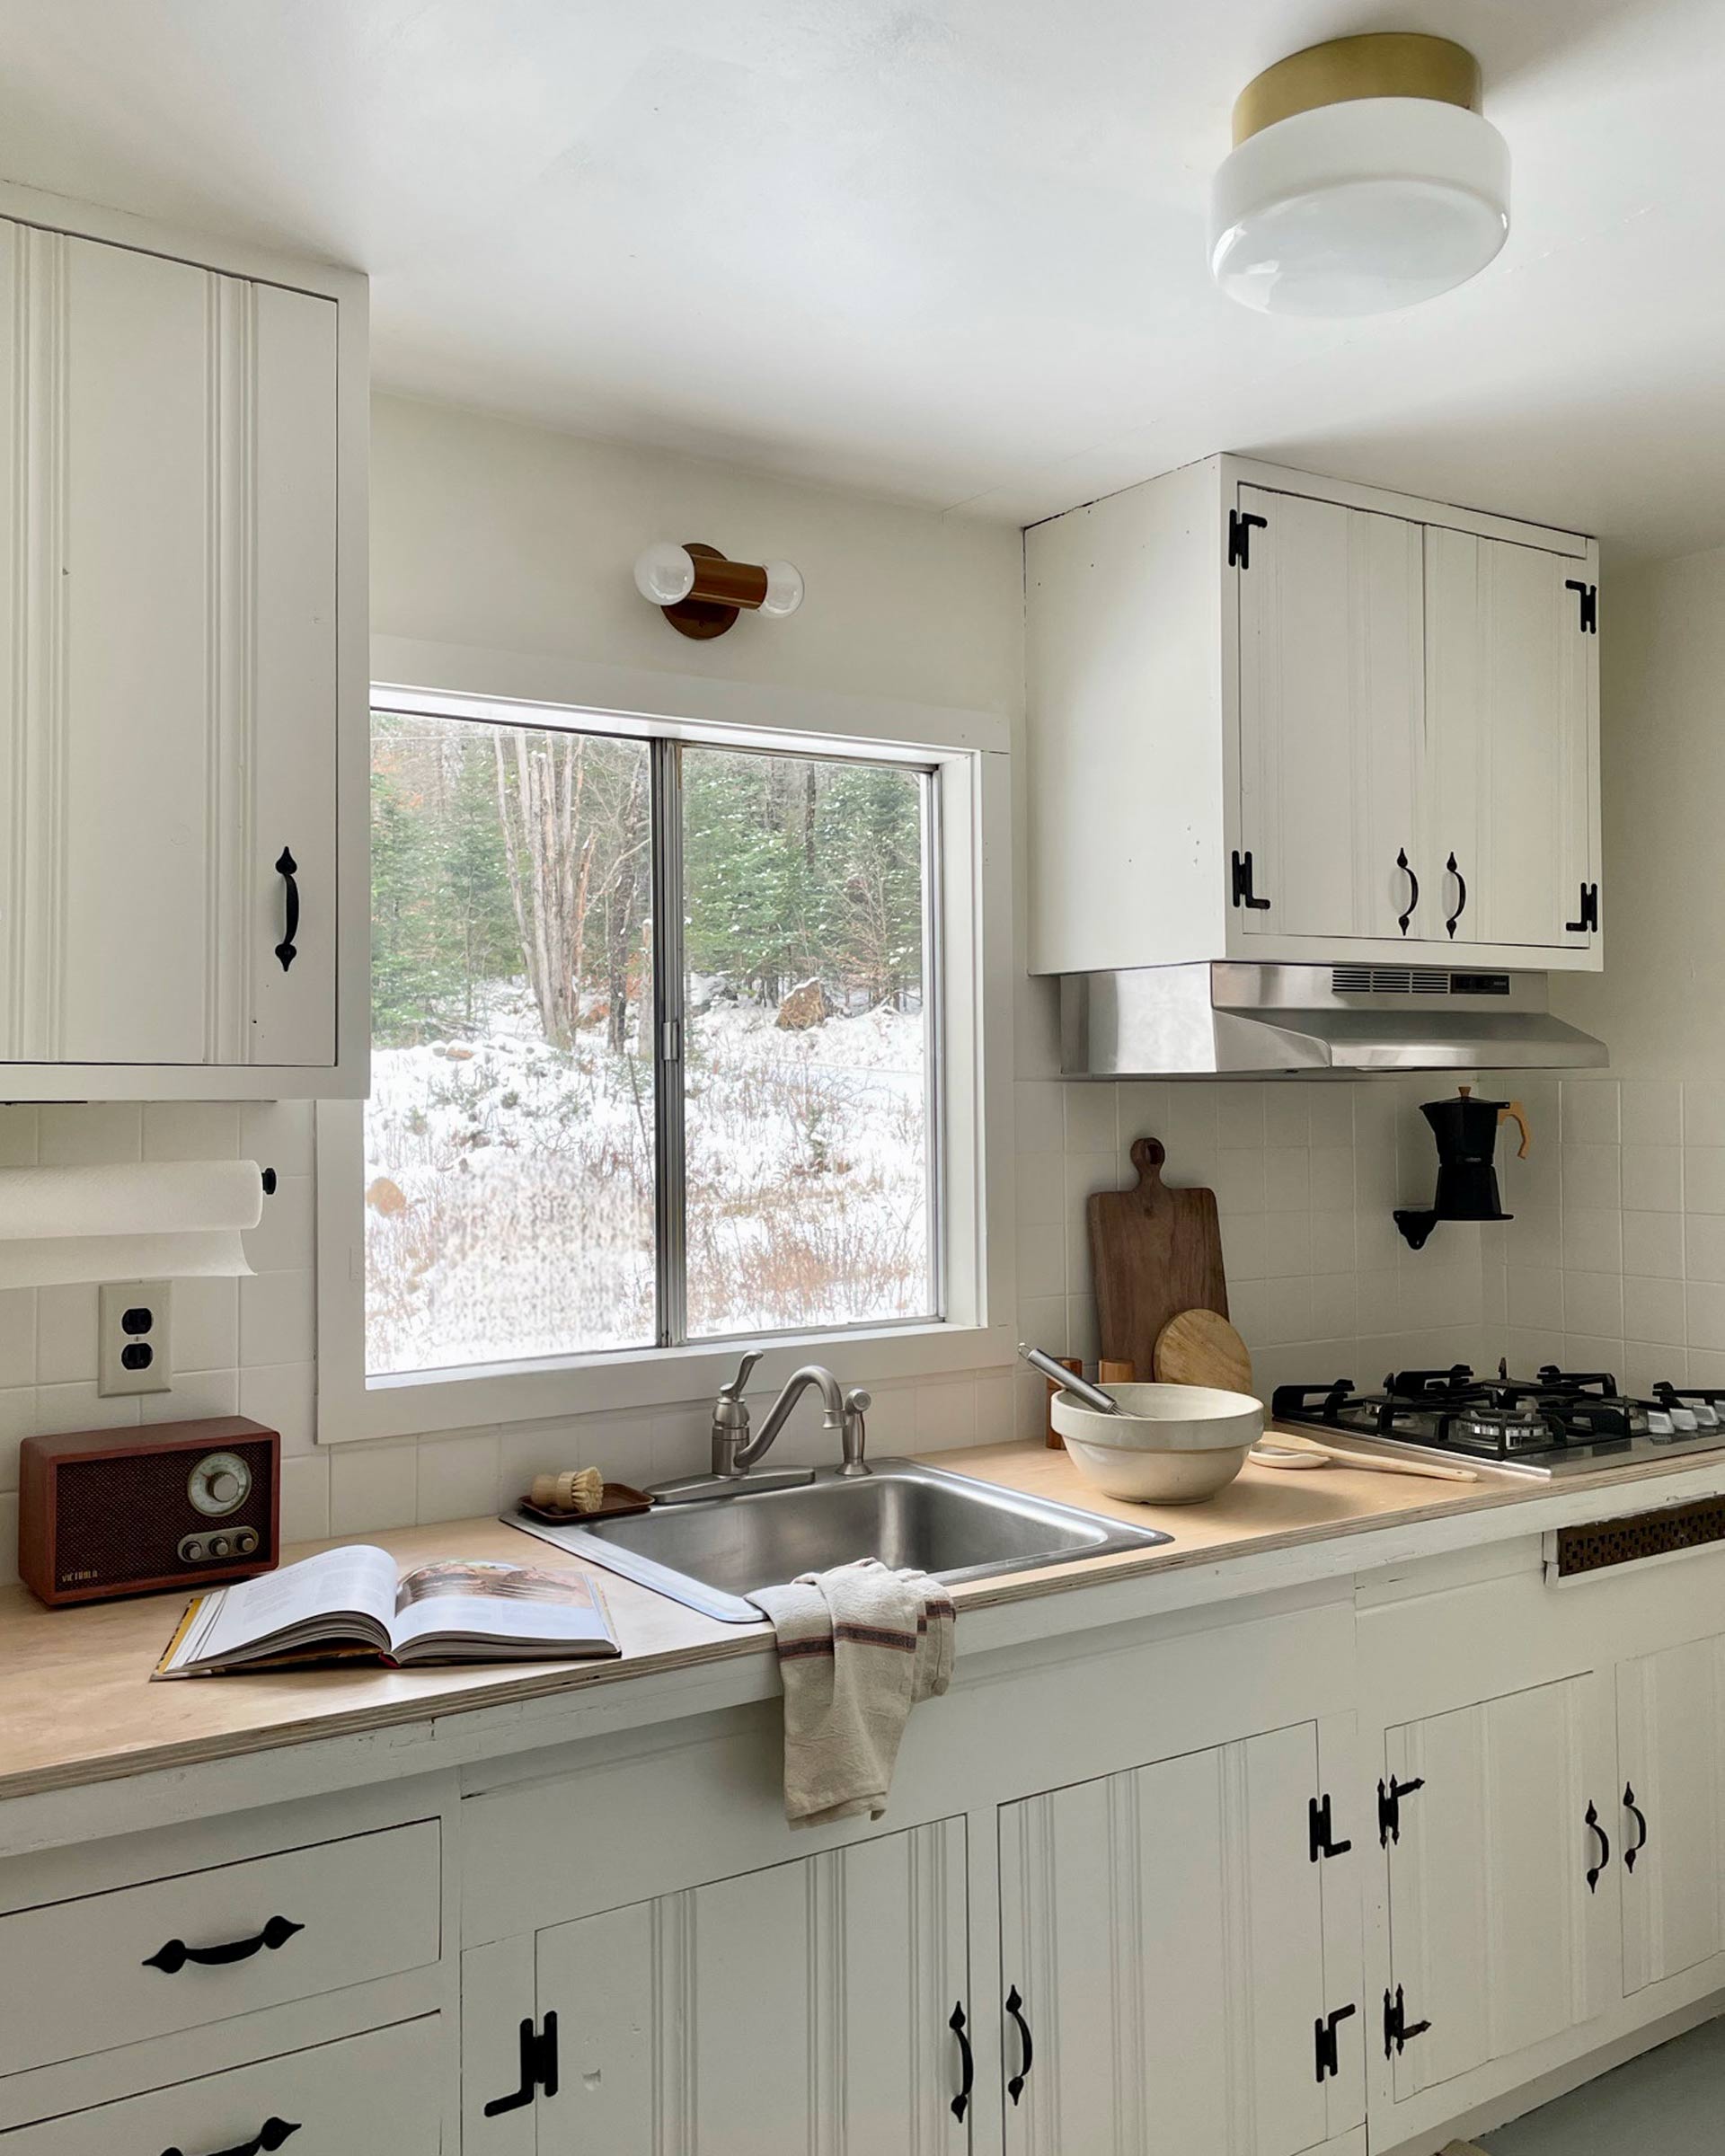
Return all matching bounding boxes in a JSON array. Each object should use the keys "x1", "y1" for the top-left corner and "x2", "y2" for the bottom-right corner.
[{"x1": 314, "y1": 635, "x2": 1015, "y2": 1444}]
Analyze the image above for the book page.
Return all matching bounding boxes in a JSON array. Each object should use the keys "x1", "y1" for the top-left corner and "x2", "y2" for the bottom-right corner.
[
  {"x1": 387, "y1": 1559, "x2": 614, "y2": 1655},
  {"x1": 182, "y1": 1545, "x2": 398, "y2": 1666}
]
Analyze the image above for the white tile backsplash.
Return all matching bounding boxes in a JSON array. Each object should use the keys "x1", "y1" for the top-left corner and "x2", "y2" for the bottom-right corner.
[{"x1": 12, "y1": 1047, "x2": 1698, "y2": 1577}]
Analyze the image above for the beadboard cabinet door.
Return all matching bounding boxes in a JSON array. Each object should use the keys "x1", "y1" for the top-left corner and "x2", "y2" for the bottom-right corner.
[
  {"x1": 0, "y1": 212, "x2": 343, "y2": 1081},
  {"x1": 1615, "y1": 1634, "x2": 1725, "y2": 1995},
  {"x1": 1235, "y1": 486, "x2": 1425, "y2": 944},
  {"x1": 1423, "y1": 528, "x2": 1597, "y2": 953},
  {"x1": 997, "y1": 1719, "x2": 1362, "y2": 2156},
  {"x1": 1381, "y1": 1673, "x2": 1617, "y2": 2103},
  {"x1": 464, "y1": 1816, "x2": 972, "y2": 2153}
]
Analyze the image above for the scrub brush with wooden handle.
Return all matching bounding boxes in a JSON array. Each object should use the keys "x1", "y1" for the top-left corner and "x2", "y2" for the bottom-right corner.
[{"x1": 529, "y1": 1467, "x2": 604, "y2": 1515}]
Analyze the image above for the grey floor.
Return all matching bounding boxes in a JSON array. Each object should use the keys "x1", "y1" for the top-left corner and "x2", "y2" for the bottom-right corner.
[{"x1": 1482, "y1": 2017, "x2": 1725, "y2": 2154}]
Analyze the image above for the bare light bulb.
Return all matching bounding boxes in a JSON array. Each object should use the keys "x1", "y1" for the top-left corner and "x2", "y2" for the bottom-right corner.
[
  {"x1": 760, "y1": 560, "x2": 805, "y2": 618},
  {"x1": 633, "y1": 541, "x2": 696, "y2": 606}
]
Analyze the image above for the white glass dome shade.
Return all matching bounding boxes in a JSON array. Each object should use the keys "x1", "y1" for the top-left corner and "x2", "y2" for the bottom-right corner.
[{"x1": 1210, "y1": 35, "x2": 1508, "y2": 317}]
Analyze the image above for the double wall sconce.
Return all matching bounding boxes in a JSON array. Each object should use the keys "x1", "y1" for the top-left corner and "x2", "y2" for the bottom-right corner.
[{"x1": 633, "y1": 541, "x2": 804, "y2": 640}]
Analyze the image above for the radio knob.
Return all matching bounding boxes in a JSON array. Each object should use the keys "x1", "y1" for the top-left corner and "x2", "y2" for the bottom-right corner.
[
  {"x1": 188, "y1": 1450, "x2": 252, "y2": 1518},
  {"x1": 208, "y1": 1534, "x2": 230, "y2": 1560},
  {"x1": 235, "y1": 1529, "x2": 258, "y2": 1556}
]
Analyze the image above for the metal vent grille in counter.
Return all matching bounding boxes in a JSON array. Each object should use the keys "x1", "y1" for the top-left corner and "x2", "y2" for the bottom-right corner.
[{"x1": 1554, "y1": 1497, "x2": 1725, "y2": 1578}]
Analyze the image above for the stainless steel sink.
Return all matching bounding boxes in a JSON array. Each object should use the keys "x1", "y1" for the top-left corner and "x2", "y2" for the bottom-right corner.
[{"x1": 507, "y1": 1460, "x2": 1172, "y2": 1622}]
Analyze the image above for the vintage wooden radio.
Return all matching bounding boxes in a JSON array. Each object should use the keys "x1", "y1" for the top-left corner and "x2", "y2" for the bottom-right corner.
[{"x1": 18, "y1": 1416, "x2": 281, "y2": 1606}]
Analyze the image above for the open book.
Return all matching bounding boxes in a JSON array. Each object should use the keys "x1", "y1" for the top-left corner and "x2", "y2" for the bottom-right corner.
[{"x1": 155, "y1": 1545, "x2": 620, "y2": 1677}]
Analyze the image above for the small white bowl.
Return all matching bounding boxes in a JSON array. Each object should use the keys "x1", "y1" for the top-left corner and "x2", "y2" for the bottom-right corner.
[
  {"x1": 1059, "y1": 1435, "x2": 1253, "y2": 1505},
  {"x1": 1050, "y1": 1382, "x2": 1264, "y2": 1452}
]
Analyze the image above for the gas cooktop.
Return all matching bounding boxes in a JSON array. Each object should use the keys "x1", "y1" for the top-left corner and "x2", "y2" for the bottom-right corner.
[{"x1": 1270, "y1": 1365, "x2": 1725, "y2": 1480}]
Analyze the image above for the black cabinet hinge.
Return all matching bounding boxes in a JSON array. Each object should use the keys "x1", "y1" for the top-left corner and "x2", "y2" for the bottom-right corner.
[
  {"x1": 1378, "y1": 1774, "x2": 1424, "y2": 1847},
  {"x1": 1564, "y1": 881, "x2": 1599, "y2": 934},
  {"x1": 484, "y1": 2012, "x2": 559, "y2": 2116},
  {"x1": 1231, "y1": 849, "x2": 1271, "y2": 911},
  {"x1": 1314, "y1": 2001, "x2": 1357, "y2": 2082},
  {"x1": 1308, "y1": 1793, "x2": 1352, "y2": 1862},
  {"x1": 1564, "y1": 578, "x2": 1598, "y2": 633},
  {"x1": 1383, "y1": 1984, "x2": 1431, "y2": 2058},
  {"x1": 1228, "y1": 508, "x2": 1268, "y2": 569}
]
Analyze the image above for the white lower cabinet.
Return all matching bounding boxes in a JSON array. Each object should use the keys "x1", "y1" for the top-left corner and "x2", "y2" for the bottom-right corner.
[
  {"x1": 1615, "y1": 1633, "x2": 1725, "y2": 1995},
  {"x1": 463, "y1": 1815, "x2": 970, "y2": 2152},
  {"x1": 0, "y1": 2014, "x2": 441, "y2": 2153},
  {"x1": 1381, "y1": 1673, "x2": 1617, "y2": 2101},
  {"x1": 996, "y1": 1720, "x2": 1361, "y2": 2156}
]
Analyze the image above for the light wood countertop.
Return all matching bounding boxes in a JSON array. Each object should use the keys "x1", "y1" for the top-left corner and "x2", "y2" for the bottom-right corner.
[{"x1": 2, "y1": 1433, "x2": 1721, "y2": 1807}]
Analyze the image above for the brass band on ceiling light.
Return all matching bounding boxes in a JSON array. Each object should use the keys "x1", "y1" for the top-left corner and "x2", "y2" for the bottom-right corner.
[{"x1": 1231, "y1": 32, "x2": 1482, "y2": 146}]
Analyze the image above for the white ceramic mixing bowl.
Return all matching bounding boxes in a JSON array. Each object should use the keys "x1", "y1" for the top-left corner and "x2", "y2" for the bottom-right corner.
[{"x1": 1050, "y1": 1382, "x2": 1264, "y2": 1505}]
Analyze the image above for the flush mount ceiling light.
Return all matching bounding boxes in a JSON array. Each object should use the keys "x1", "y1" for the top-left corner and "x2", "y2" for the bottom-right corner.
[
  {"x1": 633, "y1": 540, "x2": 804, "y2": 640},
  {"x1": 1210, "y1": 32, "x2": 1509, "y2": 317}
]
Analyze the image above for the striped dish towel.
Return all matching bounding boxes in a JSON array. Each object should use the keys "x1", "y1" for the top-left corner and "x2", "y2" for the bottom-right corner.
[{"x1": 749, "y1": 1558, "x2": 956, "y2": 1828}]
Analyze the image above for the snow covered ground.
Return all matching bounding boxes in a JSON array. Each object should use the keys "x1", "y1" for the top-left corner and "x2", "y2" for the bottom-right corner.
[{"x1": 364, "y1": 985, "x2": 932, "y2": 1375}]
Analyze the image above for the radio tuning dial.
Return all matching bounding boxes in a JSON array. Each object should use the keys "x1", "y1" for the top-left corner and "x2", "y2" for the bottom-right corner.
[{"x1": 188, "y1": 1450, "x2": 252, "y2": 1518}]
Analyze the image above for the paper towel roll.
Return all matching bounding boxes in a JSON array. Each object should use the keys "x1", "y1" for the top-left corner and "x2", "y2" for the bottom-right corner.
[{"x1": 0, "y1": 1160, "x2": 265, "y2": 1286}]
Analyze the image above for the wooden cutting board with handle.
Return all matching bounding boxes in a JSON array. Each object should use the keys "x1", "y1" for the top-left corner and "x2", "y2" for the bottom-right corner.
[{"x1": 1088, "y1": 1136, "x2": 1229, "y2": 1382}]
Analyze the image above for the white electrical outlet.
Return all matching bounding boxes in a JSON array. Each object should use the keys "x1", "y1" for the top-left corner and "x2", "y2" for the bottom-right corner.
[{"x1": 98, "y1": 1280, "x2": 173, "y2": 1396}]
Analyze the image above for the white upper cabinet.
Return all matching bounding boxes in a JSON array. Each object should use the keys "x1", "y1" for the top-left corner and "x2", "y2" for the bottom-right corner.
[
  {"x1": 0, "y1": 188, "x2": 365, "y2": 1097},
  {"x1": 1424, "y1": 527, "x2": 1597, "y2": 953},
  {"x1": 1025, "y1": 455, "x2": 1601, "y2": 976},
  {"x1": 1236, "y1": 486, "x2": 1423, "y2": 944}
]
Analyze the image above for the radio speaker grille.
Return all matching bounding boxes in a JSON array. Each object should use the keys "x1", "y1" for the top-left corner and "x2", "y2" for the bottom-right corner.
[{"x1": 51, "y1": 1439, "x2": 275, "y2": 1590}]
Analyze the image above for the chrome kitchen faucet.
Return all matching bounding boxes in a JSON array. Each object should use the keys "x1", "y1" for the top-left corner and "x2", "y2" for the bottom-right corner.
[{"x1": 653, "y1": 1354, "x2": 871, "y2": 1505}]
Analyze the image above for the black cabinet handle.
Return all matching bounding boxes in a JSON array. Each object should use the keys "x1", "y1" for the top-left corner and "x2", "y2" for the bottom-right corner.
[
  {"x1": 274, "y1": 847, "x2": 300, "y2": 973},
  {"x1": 144, "y1": 1914, "x2": 303, "y2": 1975},
  {"x1": 161, "y1": 2119, "x2": 300, "y2": 2156},
  {"x1": 1586, "y1": 1799, "x2": 1610, "y2": 1891},
  {"x1": 1624, "y1": 1782, "x2": 1649, "y2": 1873},
  {"x1": 1005, "y1": 1983, "x2": 1034, "y2": 2106},
  {"x1": 1445, "y1": 852, "x2": 1467, "y2": 939},
  {"x1": 1396, "y1": 849, "x2": 1420, "y2": 936},
  {"x1": 949, "y1": 2001, "x2": 974, "y2": 2122}
]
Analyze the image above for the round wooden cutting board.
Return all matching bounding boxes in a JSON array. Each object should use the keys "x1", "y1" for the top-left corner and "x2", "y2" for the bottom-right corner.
[{"x1": 1153, "y1": 1307, "x2": 1255, "y2": 1395}]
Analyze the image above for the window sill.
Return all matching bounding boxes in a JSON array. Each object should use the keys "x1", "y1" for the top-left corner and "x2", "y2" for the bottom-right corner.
[{"x1": 317, "y1": 1317, "x2": 1015, "y2": 1445}]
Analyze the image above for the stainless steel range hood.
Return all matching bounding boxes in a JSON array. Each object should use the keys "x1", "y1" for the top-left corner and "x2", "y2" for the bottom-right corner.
[{"x1": 1061, "y1": 964, "x2": 1608, "y2": 1076}]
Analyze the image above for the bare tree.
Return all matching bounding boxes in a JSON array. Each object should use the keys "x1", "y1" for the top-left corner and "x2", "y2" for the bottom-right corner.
[
  {"x1": 494, "y1": 730, "x2": 588, "y2": 1046},
  {"x1": 492, "y1": 729, "x2": 650, "y2": 1054}
]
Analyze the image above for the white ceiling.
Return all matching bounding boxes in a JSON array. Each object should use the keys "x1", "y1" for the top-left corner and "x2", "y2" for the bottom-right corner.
[{"x1": 0, "y1": 0, "x2": 1720, "y2": 555}]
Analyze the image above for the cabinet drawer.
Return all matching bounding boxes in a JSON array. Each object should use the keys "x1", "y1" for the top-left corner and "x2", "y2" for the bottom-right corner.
[
  {"x1": 0, "y1": 2013, "x2": 440, "y2": 2153},
  {"x1": 0, "y1": 1820, "x2": 439, "y2": 2078}
]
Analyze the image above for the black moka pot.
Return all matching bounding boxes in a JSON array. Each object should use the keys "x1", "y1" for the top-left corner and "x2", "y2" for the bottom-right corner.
[{"x1": 1393, "y1": 1085, "x2": 1532, "y2": 1250}]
